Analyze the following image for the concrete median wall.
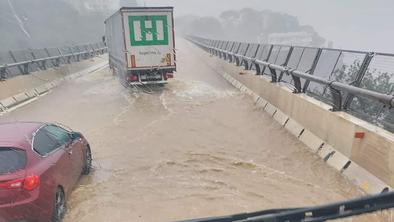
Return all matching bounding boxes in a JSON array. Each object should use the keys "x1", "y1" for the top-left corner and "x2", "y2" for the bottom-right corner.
[
  {"x1": 208, "y1": 53, "x2": 393, "y2": 194},
  {"x1": 0, "y1": 56, "x2": 107, "y2": 100},
  {"x1": 0, "y1": 55, "x2": 108, "y2": 111}
]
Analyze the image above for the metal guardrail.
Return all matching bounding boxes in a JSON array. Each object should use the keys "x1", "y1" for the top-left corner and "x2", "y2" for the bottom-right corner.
[
  {"x1": 0, "y1": 42, "x2": 107, "y2": 81},
  {"x1": 188, "y1": 36, "x2": 394, "y2": 132}
]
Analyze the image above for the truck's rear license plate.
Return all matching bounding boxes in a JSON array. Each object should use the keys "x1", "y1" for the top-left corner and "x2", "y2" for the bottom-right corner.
[{"x1": 141, "y1": 74, "x2": 162, "y2": 81}]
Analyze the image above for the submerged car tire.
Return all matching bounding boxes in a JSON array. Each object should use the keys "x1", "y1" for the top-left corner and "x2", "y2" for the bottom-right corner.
[
  {"x1": 82, "y1": 145, "x2": 92, "y2": 175},
  {"x1": 51, "y1": 187, "x2": 66, "y2": 222}
]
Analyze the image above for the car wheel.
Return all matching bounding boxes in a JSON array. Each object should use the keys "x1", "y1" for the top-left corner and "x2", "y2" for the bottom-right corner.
[
  {"x1": 52, "y1": 188, "x2": 66, "y2": 222},
  {"x1": 82, "y1": 145, "x2": 92, "y2": 175}
]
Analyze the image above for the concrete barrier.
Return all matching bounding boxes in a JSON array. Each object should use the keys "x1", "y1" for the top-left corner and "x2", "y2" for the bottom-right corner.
[
  {"x1": 52, "y1": 79, "x2": 63, "y2": 87},
  {"x1": 344, "y1": 162, "x2": 389, "y2": 194},
  {"x1": 255, "y1": 97, "x2": 268, "y2": 109},
  {"x1": 299, "y1": 130, "x2": 325, "y2": 152},
  {"x1": 0, "y1": 59, "x2": 108, "y2": 114},
  {"x1": 273, "y1": 109, "x2": 289, "y2": 126},
  {"x1": 13, "y1": 92, "x2": 30, "y2": 104},
  {"x1": 252, "y1": 94, "x2": 259, "y2": 103},
  {"x1": 0, "y1": 56, "x2": 107, "y2": 100},
  {"x1": 25, "y1": 90, "x2": 37, "y2": 99},
  {"x1": 284, "y1": 119, "x2": 304, "y2": 138},
  {"x1": 207, "y1": 54, "x2": 394, "y2": 192},
  {"x1": 35, "y1": 85, "x2": 49, "y2": 95},
  {"x1": 318, "y1": 144, "x2": 350, "y2": 171},
  {"x1": 264, "y1": 103, "x2": 277, "y2": 116},
  {"x1": 0, "y1": 97, "x2": 17, "y2": 109},
  {"x1": 45, "y1": 82, "x2": 54, "y2": 90}
]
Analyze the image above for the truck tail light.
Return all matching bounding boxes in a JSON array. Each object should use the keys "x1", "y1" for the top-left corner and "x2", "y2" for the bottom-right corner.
[
  {"x1": 128, "y1": 74, "x2": 139, "y2": 82},
  {"x1": 166, "y1": 73, "x2": 174, "y2": 79},
  {"x1": 0, "y1": 175, "x2": 40, "y2": 191},
  {"x1": 131, "y1": 55, "x2": 136, "y2": 68},
  {"x1": 166, "y1": 53, "x2": 171, "y2": 66}
]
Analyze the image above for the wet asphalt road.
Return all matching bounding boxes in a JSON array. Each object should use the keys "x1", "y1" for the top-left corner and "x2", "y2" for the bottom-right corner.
[{"x1": 0, "y1": 39, "x2": 390, "y2": 222}]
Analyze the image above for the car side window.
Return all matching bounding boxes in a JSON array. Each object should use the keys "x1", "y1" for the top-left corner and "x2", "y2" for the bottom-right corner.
[
  {"x1": 33, "y1": 125, "x2": 71, "y2": 156},
  {"x1": 33, "y1": 128, "x2": 61, "y2": 156},
  {"x1": 45, "y1": 125, "x2": 71, "y2": 146}
]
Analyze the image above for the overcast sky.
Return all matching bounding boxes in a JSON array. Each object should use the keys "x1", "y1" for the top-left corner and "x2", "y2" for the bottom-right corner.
[{"x1": 143, "y1": 0, "x2": 394, "y2": 53}]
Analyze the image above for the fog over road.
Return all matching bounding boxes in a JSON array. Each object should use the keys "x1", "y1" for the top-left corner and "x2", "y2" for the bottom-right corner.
[{"x1": 0, "y1": 39, "x2": 388, "y2": 221}]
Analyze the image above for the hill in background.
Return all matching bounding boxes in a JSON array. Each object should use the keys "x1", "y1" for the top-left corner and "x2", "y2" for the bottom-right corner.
[
  {"x1": 0, "y1": 0, "x2": 137, "y2": 51},
  {"x1": 0, "y1": 1, "x2": 326, "y2": 51},
  {"x1": 176, "y1": 8, "x2": 326, "y2": 47}
]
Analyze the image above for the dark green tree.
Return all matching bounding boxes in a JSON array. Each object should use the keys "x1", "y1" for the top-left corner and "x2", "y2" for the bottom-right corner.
[{"x1": 331, "y1": 58, "x2": 394, "y2": 131}]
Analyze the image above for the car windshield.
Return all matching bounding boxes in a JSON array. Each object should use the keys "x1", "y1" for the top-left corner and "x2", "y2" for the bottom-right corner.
[{"x1": 0, "y1": 147, "x2": 26, "y2": 175}]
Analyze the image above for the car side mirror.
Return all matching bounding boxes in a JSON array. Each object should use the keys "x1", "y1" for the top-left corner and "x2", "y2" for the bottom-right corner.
[{"x1": 70, "y1": 132, "x2": 82, "y2": 140}]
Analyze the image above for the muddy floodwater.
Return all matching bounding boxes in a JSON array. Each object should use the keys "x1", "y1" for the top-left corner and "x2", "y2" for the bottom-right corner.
[{"x1": 1, "y1": 39, "x2": 391, "y2": 222}]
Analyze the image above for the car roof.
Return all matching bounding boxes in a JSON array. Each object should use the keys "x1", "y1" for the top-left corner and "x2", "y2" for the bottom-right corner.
[{"x1": 0, "y1": 122, "x2": 45, "y2": 150}]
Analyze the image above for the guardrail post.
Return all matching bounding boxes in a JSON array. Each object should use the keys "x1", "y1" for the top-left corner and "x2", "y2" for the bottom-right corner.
[
  {"x1": 44, "y1": 48, "x2": 55, "y2": 67},
  {"x1": 343, "y1": 52, "x2": 375, "y2": 110},
  {"x1": 44, "y1": 48, "x2": 51, "y2": 57},
  {"x1": 290, "y1": 70, "x2": 303, "y2": 93},
  {"x1": 260, "y1": 45, "x2": 273, "y2": 75},
  {"x1": 30, "y1": 49, "x2": 37, "y2": 71},
  {"x1": 0, "y1": 67, "x2": 6, "y2": 81},
  {"x1": 9, "y1": 51, "x2": 26, "y2": 74},
  {"x1": 69, "y1": 47, "x2": 75, "y2": 62},
  {"x1": 31, "y1": 49, "x2": 46, "y2": 71},
  {"x1": 253, "y1": 60, "x2": 261, "y2": 75},
  {"x1": 278, "y1": 47, "x2": 294, "y2": 82},
  {"x1": 84, "y1": 46, "x2": 89, "y2": 58},
  {"x1": 269, "y1": 66, "x2": 278, "y2": 82},
  {"x1": 329, "y1": 85, "x2": 343, "y2": 111},
  {"x1": 247, "y1": 45, "x2": 260, "y2": 71},
  {"x1": 23, "y1": 63, "x2": 29, "y2": 74},
  {"x1": 302, "y1": 48, "x2": 322, "y2": 92},
  {"x1": 42, "y1": 60, "x2": 47, "y2": 70},
  {"x1": 90, "y1": 44, "x2": 96, "y2": 57},
  {"x1": 57, "y1": 48, "x2": 65, "y2": 65},
  {"x1": 89, "y1": 44, "x2": 96, "y2": 57}
]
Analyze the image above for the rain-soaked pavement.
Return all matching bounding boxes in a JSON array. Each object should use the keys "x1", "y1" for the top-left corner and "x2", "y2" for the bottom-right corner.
[{"x1": 0, "y1": 39, "x2": 391, "y2": 222}]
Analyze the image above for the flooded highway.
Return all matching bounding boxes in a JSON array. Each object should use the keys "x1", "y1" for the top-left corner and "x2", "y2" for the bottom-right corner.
[{"x1": 0, "y1": 39, "x2": 390, "y2": 222}]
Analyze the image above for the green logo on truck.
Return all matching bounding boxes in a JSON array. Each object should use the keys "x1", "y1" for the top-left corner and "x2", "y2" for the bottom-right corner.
[{"x1": 129, "y1": 15, "x2": 169, "y2": 46}]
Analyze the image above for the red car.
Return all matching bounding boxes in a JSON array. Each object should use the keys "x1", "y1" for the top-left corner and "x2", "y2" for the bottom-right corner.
[{"x1": 0, "y1": 122, "x2": 92, "y2": 222}]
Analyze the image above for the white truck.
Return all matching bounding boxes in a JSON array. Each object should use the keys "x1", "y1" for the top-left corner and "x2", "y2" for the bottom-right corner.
[{"x1": 105, "y1": 7, "x2": 176, "y2": 86}]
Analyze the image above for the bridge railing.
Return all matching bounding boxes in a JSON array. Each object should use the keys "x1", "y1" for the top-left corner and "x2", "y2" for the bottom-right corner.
[
  {"x1": 0, "y1": 42, "x2": 107, "y2": 81},
  {"x1": 188, "y1": 36, "x2": 394, "y2": 132}
]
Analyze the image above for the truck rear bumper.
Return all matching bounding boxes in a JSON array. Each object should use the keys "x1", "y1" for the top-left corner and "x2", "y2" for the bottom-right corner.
[
  {"x1": 129, "y1": 80, "x2": 168, "y2": 86},
  {"x1": 128, "y1": 67, "x2": 176, "y2": 72}
]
